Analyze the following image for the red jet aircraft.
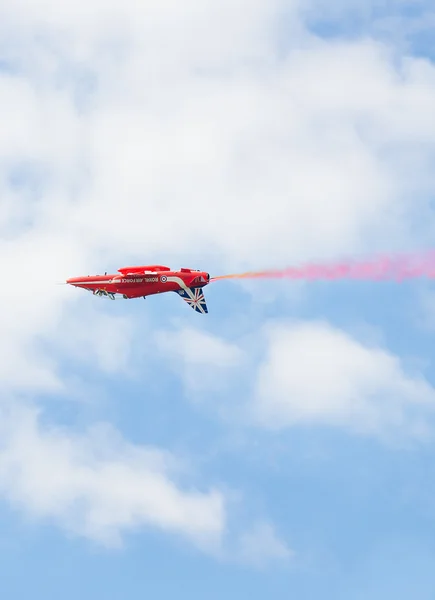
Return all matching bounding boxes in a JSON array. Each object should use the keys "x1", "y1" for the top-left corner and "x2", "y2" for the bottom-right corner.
[{"x1": 66, "y1": 265, "x2": 210, "y2": 314}]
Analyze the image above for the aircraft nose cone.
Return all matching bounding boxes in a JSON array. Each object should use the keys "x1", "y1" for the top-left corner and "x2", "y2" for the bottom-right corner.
[{"x1": 66, "y1": 277, "x2": 82, "y2": 286}]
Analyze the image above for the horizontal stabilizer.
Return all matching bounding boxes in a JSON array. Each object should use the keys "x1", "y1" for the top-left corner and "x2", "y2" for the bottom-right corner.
[{"x1": 176, "y1": 287, "x2": 208, "y2": 314}]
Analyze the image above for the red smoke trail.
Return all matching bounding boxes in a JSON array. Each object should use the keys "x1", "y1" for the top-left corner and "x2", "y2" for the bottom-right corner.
[{"x1": 211, "y1": 251, "x2": 435, "y2": 282}]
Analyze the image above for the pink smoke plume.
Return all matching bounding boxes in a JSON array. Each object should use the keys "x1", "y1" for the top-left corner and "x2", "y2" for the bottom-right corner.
[{"x1": 211, "y1": 251, "x2": 435, "y2": 282}]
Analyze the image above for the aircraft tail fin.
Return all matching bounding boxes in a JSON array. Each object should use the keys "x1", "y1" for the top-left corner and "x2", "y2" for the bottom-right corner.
[{"x1": 176, "y1": 287, "x2": 208, "y2": 314}]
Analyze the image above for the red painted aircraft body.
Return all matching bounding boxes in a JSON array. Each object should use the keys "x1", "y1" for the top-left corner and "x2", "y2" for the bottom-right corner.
[{"x1": 66, "y1": 265, "x2": 210, "y2": 313}]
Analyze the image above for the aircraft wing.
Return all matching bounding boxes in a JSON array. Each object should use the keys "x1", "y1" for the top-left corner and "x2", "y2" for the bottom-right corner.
[{"x1": 176, "y1": 287, "x2": 208, "y2": 314}]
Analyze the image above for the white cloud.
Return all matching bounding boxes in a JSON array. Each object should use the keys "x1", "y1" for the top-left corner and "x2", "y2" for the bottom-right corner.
[
  {"x1": 54, "y1": 305, "x2": 135, "y2": 374},
  {"x1": 253, "y1": 321, "x2": 435, "y2": 439},
  {"x1": 1, "y1": 1, "x2": 435, "y2": 274},
  {"x1": 157, "y1": 327, "x2": 243, "y2": 368},
  {"x1": 1, "y1": 0, "x2": 286, "y2": 65},
  {"x1": 0, "y1": 404, "x2": 225, "y2": 548},
  {"x1": 235, "y1": 521, "x2": 293, "y2": 567},
  {"x1": 66, "y1": 36, "x2": 435, "y2": 270},
  {"x1": 156, "y1": 327, "x2": 243, "y2": 394}
]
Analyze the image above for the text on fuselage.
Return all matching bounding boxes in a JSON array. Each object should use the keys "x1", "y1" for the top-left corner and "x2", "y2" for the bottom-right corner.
[{"x1": 120, "y1": 277, "x2": 159, "y2": 283}]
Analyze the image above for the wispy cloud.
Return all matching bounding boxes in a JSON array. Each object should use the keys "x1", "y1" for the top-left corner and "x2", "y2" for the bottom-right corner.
[
  {"x1": 234, "y1": 521, "x2": 293, "y2": 567},
  {"x1": 155, "y1": 327, "x2": 244, "y2": 394},
  {"x1": 0, "y1": 404, "x2": 225, "y2": 549},
  {"x1": 153, "y1": 319, "x2": 435, "y2": 442},
  {"x1": 253, "y1": 320, "x2": 435, "y2": 440}
]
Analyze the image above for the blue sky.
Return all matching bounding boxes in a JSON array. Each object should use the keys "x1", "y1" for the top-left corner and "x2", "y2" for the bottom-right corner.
[{"x1": 1, "y1": 0, "x2": 435, "y2": 598}]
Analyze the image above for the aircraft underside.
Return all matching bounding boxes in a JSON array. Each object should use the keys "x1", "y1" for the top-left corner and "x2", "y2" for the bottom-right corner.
[{"x1": 89, "y1": 286, "x2": 208, "y2": 313}]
